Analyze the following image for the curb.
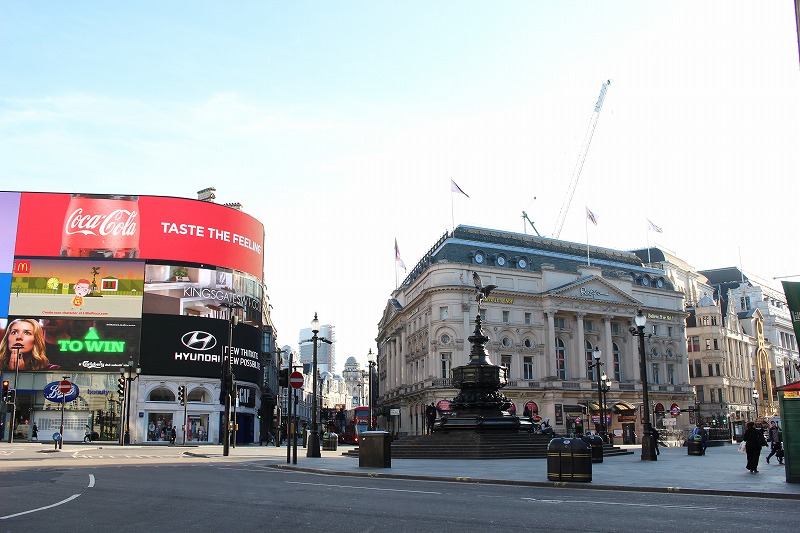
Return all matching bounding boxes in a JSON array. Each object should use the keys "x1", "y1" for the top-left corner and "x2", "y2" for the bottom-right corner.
[{"x1": 268, "y1": 464, "x2": 800, "y2": 500}]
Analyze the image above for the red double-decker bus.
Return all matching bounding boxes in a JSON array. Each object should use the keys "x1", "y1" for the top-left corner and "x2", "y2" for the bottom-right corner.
[{"x1": 339, "y1": 406, "x2": 377, "y2": 444}]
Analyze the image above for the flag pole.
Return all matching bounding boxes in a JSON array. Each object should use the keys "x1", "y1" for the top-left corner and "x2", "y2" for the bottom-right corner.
[
  {"x1": 646, "y1": 225, "x2": 652, "y2": 264},
  {"x1": 586, "y1": 211, "x2": 590, "y2": 266},
  {"x1": 451, "y1": 189, "x2": 455, "y2": 231}
]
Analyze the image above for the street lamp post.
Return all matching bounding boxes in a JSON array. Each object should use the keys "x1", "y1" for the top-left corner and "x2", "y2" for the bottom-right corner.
[
  {"x1": 308, "y1": 313, "x2": 322, "y2": 457},
  {"x1": 367, "y1": 350, "x2": 376, "y2": 431},
  {"x1": 600, "y1": 372, "x2": 611, "y2": 441},
  {"x1": 630, "y1": 310, "x2": 657, "y2": 461},
  {"x1": 588, "y1": 347, "x2": 605, "y2": 441},
  {"x1": 120, "y1": 358, "x2": 141, "y2": 445},
  {"x1": 753, "y1": 388, "x2": 759, "y2": 420}
]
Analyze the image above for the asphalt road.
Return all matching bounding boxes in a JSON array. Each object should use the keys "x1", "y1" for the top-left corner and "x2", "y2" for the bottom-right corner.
[{"x1": 1, "y1": 453, "x2": 796, "y2": 532}]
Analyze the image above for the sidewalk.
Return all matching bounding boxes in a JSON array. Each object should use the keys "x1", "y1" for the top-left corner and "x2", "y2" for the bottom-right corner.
[{"x1": 187, "y1": 442, "x2": 800, "y2": 499}]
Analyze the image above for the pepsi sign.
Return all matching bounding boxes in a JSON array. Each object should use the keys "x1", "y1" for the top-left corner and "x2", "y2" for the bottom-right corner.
[{"x1": 44, "y1": 381, "x2": 80, "y2": 403}]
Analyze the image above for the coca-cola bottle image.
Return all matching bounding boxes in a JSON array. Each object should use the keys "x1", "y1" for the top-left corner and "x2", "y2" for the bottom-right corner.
[{"x1": 60, "y1": 194, "x2": 140, "y2": 258}]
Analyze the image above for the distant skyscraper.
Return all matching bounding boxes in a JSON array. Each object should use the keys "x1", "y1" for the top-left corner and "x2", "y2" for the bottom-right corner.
[{"x1": 299, "y1": 324, "x2": 335, "y2": 373}]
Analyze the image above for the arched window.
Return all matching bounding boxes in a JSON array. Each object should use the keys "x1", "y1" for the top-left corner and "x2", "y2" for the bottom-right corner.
[
  {"x1": 188, "y1": 387, "x2": 210, "y2": 403},
  {"x1": 613, "y1": 343, "x2": 621, "y2": 382},
  {"x1": 556, "y1": 338, "x2": 567, "y2": 380},
  {"x1": 585, "y1": 340, "x2": 595, "y2": 381},
  {"x1": 148, "y1": 387, "x2": 175, "y2": 402}
]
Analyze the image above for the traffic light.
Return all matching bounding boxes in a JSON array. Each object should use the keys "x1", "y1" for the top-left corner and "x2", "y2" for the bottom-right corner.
[
  {"x1": 279, "y1": 368, "x2": 288, "y2": 388},
  {"x1": 118, "y1": 377, "x2": 125, "y2": 397},
  {"x1": 178, "y1": 385, "x2": 186, "y2": 406},
  {"x1": 2, "y1": 380, "x2": 8, "y2": 401}
]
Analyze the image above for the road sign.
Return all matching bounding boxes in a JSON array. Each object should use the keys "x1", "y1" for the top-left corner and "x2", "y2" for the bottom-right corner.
[
  {"x1": 58, "y1": 380, "x2": 71, "y2": 393},
  {"x1": 289, "y1": 372, "x2": 304, "y2": 389}
]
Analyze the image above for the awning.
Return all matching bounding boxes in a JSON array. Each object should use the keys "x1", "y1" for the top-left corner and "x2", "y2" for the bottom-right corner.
[{"x1": 612, "y1": 401, "x2": 637, "y2": 413}]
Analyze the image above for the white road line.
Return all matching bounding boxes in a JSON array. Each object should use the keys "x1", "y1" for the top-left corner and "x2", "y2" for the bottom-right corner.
[
  {"x1": 521, "y1": 498, "x2": 716, "y2": 510},
  {"x1": 286, "y1": 481, "x2": 441, "y2": 494},
  {"x1": 0, "y1": 473, "x2": 95, "y2": 520}
]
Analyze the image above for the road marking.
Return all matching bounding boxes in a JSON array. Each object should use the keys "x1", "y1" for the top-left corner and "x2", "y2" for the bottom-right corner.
[
  {"x1": 521, "y1": 498, "x2": 716, "y2": 510},
  {"x1": 286, "y1": 481, "x2": 441, "y2": 494},
  {"x1": 0, "y1": 474, "x2": 96, "y2": 520}
]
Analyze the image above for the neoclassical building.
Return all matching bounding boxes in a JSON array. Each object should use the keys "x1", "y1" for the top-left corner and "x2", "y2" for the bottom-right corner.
[{"x1": 376, "y1": 226, "x2": 694, "y2": 443}]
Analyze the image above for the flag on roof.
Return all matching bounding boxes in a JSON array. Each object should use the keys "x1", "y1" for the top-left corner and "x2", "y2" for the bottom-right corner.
[
  {"x1": 450, "y1": 179, "x2": 470, "y2": 199},
  {"x1": 586, "y1": 206, "x2": 598, "y2": 226},
  {"x1": 395, "y1": 239, "x2": 406, "y2": 270},
  {"x1": 647, "y1": 219, "x2": 663, "y2": 233}
]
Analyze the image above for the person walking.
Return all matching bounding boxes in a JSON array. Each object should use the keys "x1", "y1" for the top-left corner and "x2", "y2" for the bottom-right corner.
[
  {"x1": 425, "y1": 403, "x2": 437, "y2": 435},
  {"x1": 31, "y1": 423, "x2": 38, "y2": 442},
  {"x1": 766, "y1": 421, "x2": 784, "y2": 465},
  {"x1": 742, "y1": 421, "x2": 767, "y2": 473},
  {"x1": 691, "y1": 423, "x2": 709, "y2": 454},
  {"x1": 84, "y1": 424, "x2": 92, "y2": 443},
  {"x1": 169, "y1": 426, "x2": 177, "y2": 445}
]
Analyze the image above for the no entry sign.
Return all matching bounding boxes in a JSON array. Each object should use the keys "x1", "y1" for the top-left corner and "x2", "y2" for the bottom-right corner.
[
  {"x1": 289, "y1": 371, "x2": 304, "y2": 389},
  {"x1": 58, "y1": 380, "x2": 71, "y2": 393}
]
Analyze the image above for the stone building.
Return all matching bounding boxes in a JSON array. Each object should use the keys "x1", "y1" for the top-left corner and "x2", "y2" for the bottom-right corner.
[{"x1": 376, "y1": 226, "x2": 694, "y2": 443}]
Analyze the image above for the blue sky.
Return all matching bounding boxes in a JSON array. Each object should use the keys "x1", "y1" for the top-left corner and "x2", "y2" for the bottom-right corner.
[{"x1": 2, "y1": 2, "x2": 799, "y2": 369}]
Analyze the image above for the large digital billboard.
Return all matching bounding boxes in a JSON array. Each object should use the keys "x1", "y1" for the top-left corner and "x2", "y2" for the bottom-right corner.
[
  {"x1": 9, "y1": 258, "x2": 144, "y2": 319},
  {"x1": 13, "y1": 192, "x2": 265, "y2": 280},
  {"x1": 139, "y1": 314, "x2": 261, "y2": 384},
  {"x1": 143, "y1": 262, "x2": 262, "y2": 326},
  {"x1": 0, "y1": 317, "x2": 141, "y2": 372},
  {"x1": 0, "y1": 192, "x2": 21, "y2": 317}
]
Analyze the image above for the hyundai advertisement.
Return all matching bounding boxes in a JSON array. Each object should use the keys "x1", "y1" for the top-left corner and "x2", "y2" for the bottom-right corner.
[{"x1": 138, "y1": 314, "x2": 261, "y2": 384}]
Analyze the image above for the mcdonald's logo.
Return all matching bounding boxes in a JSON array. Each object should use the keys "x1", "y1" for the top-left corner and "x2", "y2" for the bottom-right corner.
[{"x1": 12, "y1": 260, "x2": 31, "y2": 274}]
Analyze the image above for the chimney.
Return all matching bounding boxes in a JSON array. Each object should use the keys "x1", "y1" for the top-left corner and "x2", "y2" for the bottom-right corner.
[{"x1": 197, "y1": 187, "x2": 217, "y2": 202}]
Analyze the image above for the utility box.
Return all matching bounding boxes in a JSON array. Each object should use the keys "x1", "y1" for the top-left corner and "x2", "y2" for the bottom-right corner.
[
  {"x1": 776, "y1": 382, "x2": 800, "y2": 483},
  {"x1": 547, "y1": 438, "x2": 592, "y2": 482},
  {"x1": 359, "y1": 431, "x2": 391, "y2": 468}
]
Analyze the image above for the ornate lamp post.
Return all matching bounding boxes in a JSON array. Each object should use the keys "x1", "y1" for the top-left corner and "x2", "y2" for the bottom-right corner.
[
  {"x1": 630, "y1": 310, "x2": 657, "y2": 461},
  {"x1": 120, "y1": 358, "x2": 141, "y2": 445},
  {"x1": 600, "y1": 372, "x2": 611, "y2": 441},
  {"x1": 588, "y1": 347, "x2": 605, "y2": 440},
  {"x1": 308, "y1": 313, "x2": 322, "y2": 458},
  {"x1": 368, "y1": 351, "x2": 376, "y2": 431},
  {"x1": 752, "y1": 388, "x2": 759, "y2": 420}
]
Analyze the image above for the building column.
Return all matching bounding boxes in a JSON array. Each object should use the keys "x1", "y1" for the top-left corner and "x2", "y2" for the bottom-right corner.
[
  {"x1": 604, "y1": 316, "x2": 613, "y2": 371},
  {"x1": 575, "y1": 312, "x2": 585, "y2": 380},
  {"x1": 545, "y1": 309, "x2": 556, "y2": 378}
]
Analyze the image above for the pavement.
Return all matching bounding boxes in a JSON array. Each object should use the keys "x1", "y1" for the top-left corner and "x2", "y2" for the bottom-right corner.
[{"x1": 5, "y1": 440, "x2": 798, "y2": 499}]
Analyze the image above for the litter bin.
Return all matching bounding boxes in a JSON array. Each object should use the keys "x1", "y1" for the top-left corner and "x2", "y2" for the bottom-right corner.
[
  {"x1": 547, "y1": 437, "x2": 592, "y2": 482},
  {"x1": 322, "y1": 432, "x2": 338, "y2": 451},
  {"x1": 582, "y1": 434, "x2": 604, "y2": 463},
  {"x1": 687, "y1": 434, "x2": 704, "y2": 456},
  {"x1": 359, "y1": 431, "x2": 391, "y2": 468}
]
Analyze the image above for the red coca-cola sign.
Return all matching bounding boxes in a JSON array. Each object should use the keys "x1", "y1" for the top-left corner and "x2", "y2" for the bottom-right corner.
[
  {"x1": 14, "y1": 192, "x2": 264, "y2": 280},
  {"x1": 61, "y1": 194, "x2": 140, "y2": 258}
]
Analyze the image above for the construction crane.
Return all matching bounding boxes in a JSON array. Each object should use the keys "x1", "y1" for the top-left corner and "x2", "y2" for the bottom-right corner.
[
  {"x1": 552, "y1": 79, "x2": 612, "y2": 239},
  {"x1": 521, "y1": 211, "x2": 541, "y2": 236}
]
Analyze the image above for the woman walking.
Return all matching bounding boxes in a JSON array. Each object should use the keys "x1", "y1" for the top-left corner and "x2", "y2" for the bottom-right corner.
[{"x1": 742, "y1": 421, "x2": 767, "y2": 473}]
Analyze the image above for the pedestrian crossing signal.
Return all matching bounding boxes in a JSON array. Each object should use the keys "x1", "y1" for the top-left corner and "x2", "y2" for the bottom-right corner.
[
  {"x1": 2, "y1": 380, "x2": 8, "y2": 402},
  {"x1": 178, "y1": 385, "x2": 186, "y2": 406},
  {"x1": 118, "y1": 377, "x2": 125, "y2": 397}
]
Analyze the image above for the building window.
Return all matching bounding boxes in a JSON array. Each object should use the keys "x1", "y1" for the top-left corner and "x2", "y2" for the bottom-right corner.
[
  {"x1": 440, "y1": 334, "x2": 451, "y2": 345},
  {"x1": 719, "y1": 388, "x2": 724, "y2": 403},
  {"x1": 697, "y1": 385, "x2": 704, "y2": 403},
  {"x1": 667, "y1": 326, "x2": 673, "y2": 337},
  {"x1": 585, "y1": 341, "x2": 595, "y2": 381},
  {"x1": 702, "y1": 316, "x2": 709, "y2": 325},
  {"x1": 711, "y1": 316, "x2": 718, "y2": 325},
  {"x1": 441, "y1": 353, "x2": 452, "y2": 378},
  {"x1": 613, "y1": 343, "x2": 621, "y2": 382},
  {"x1": 705, "y1": 339, "x2": 711, "y2": 350},
  {"x1": 668, "y1": 364, "x2": 675, "y2": 385},
  {"x1": 555, "y1": 317, "x2": 566, "y2": 329},
  {"x1": 584, "y1": 320, "x2": 593, "y2": 332},
  {"x1": 715, "y1": 363, "x2": 721, "y2": 376},
  {"x1": 612, "y1": 323, "x2": 621, "y2": 334},
  {"x1": 556, "y1": 338, "x2": 567, "y2": 380},
  {"x1": 524, "y1": 338, "x2": 532, "y2": 348},
  {"x1": 689, "y1": 364, "x2": 694, "y2": 378},
  {"x1": 501, "y1": 336, "x2": 512, "y2": 347},
  {"x1": 652, "y1": 324, "x2": 658, "y2": 335},
  {"x1": 710, "y1": 389, "x2": 716, "y2": 402},
  {"x1": 524, "y1": 312, "x2": 531, "y2": 325},
  {"x1": 439, "y1": 306, "x2": 448, "y2": 320},
  {"x1": 523, "y1": 356, "x2": 534, "y2": 380},
  {"x1": 695, "y1": 360, "x2": 702, "y2": 377},
  {"x1": 688, "y1": 336, "x2": 700, "y2": 352},
  {"x1": 713, "y1": 339, "x2": 719, "y2": 350},
  {"x1": 652, "y1": 363, "x2": 660, "y2": 384},
  {"x1": 501, "y1": 355, "x2": 512, "y2": 379},
  {"x1": 708, "y1": 364, "x2": 713, "y2": 377},
  {"x1": 502, "y1": 310, "x2": 510, "y2": 323}
]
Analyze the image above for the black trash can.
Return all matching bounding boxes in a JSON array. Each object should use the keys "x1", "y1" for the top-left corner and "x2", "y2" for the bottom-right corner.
[
  {"x1": 582, "y1": 434, "x2": 604, "y2": 463},
  {"x1": 547, "y1": 437, "x2": 592, "y2": 482},
  {"x1": 359, "y1": 431, "x2": 391, "y2": 468},
  {"x1": 687, "y1": 435, "x2": 704, "y2": 456},
  {"x1": 322, "y1": 433, "x2": 338, "y2": 451}
]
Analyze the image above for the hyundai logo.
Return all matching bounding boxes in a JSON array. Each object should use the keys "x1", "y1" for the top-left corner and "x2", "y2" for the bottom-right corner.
[{"x1": 181, "y1": 331, "x2": 218, "y2": 350}]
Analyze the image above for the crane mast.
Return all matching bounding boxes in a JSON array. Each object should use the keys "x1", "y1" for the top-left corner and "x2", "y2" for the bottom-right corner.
[{"x1": 552, "y1": 79, "x2": 611, "y2": 239}]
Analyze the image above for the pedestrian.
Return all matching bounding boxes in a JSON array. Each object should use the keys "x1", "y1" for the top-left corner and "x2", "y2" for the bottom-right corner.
[
  {"x1": 31, "y1": 423, "x2": 38, "y2": 441},
  {"x1": 766, "y1": 421, "x2": 784, "y2": 465},
  {"x1": 742, "y1": 421, "x2": 768, "y2": 473},
  {"x1": 425, "y1": 403, "x2": 437, "y2": 435},
  {"x1": 691, "y1": 423, "x2": 709, "y2": 454},
  {"x1": 170, "y1": 426, "x2": 177, "y2": 445},
  {"x1": 84, "y1": 424, "x2": 91, "y2": 443}
]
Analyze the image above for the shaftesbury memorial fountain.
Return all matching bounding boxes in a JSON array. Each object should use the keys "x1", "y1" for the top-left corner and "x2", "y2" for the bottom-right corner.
[{"x1": 435, "y1": 272, "x2": 530, "y2": 435}]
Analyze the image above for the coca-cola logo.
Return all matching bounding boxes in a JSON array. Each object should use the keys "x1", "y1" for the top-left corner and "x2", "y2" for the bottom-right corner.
[{"x1": 64, "y1": 208, "x2": 138, "y2": 237}]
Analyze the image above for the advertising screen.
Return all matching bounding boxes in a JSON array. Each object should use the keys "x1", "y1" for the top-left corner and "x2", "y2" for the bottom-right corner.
[
  {"x1": 143, "y1": 262, "x2": 262, "y2": 326},
  {"x1": 9, "y1": 257, "x2": 144, "y2": 319},
  {"x1": 1, "y1": 317, "x2": 141, "y2": 372},
  {"x1": 139, "y1": 314, "x2": 261, "y2": 384},
  {"x1": 0, "y1": 192, "x2": 21, "y2": 316},
  {"x1": 14, "y1": 192, "x2": 265, "y2": 280}
]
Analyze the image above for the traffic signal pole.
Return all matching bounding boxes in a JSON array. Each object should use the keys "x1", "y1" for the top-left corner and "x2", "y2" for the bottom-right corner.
[{"x1": 286, "y1": 350, "x2": 292, "y2": 464}]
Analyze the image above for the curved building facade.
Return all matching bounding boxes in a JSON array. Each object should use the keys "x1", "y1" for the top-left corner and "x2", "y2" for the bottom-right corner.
[{"x1": 0, "y1": 191, "x2": 270, "y2": 444}]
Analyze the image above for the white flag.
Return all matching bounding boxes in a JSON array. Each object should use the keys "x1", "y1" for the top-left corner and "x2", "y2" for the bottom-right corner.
[
  {"x1": 647, "y1": 219, "x2": 663, "y2": 233},
  {"x1": 395, "y1": 239, "x2": 406, "y2": 270},
  {"x1": 450, "y1": 179, "x2": 470, "y2": 199},
  {"x1": 586, "y1": 206, "x2": 598, "y2": 226}
]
